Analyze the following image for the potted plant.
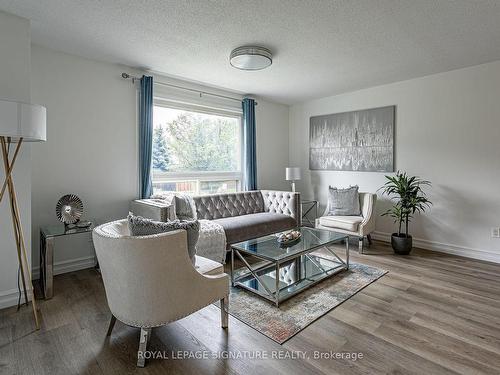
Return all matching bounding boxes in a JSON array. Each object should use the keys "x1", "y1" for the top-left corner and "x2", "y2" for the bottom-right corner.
[{"x1": 379, "y1": 171, "x2": 432, "y2": 254}]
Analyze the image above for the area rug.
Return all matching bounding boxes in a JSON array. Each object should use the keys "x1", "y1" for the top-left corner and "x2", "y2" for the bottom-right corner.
[{"x1": 216, "y1": 262, "x2": 387, "y2": 344}]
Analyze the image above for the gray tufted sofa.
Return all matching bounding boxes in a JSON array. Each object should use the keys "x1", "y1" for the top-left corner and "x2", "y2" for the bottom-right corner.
[{"x1": 131, "y1": 190, "x2": 301, "y2": 249}]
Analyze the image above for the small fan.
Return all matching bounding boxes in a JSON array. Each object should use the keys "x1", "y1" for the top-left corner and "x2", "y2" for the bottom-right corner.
[{"x1": 56, "y1": 194, "x2": 83, "y2": 224}]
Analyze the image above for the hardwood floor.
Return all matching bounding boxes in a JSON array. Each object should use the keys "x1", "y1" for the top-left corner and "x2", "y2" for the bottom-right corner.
[{"x1": 1, "y1": 241, "x2": 500, "y2": 374}]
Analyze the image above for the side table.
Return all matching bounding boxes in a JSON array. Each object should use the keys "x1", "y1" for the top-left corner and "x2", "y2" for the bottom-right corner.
[
  {"x1": 301, "y1": 200, "x2": 319, "y2": 227},
  {"x1": 40, "y1": 221, "x2": 96, "y2": 299}
]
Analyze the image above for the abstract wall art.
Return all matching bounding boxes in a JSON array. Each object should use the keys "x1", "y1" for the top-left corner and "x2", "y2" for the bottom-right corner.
[{"x1": 309, "y1": 105, "x2": 395, "y2": 172}]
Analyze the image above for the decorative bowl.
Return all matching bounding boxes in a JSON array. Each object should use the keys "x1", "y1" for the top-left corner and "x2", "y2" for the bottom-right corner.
[{"x1": 276, "y1": 230, "x2": 301, "y2": 245}]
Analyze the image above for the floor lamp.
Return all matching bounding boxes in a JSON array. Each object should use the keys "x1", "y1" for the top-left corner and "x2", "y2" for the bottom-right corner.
[{"x1": 0, "y1": 99, "x2": 46, "y2": 330}]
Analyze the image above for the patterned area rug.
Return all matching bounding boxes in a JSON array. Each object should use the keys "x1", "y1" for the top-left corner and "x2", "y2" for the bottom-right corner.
[{"x1": 216, "y1": 262, "x2": 387, "y2": 344}]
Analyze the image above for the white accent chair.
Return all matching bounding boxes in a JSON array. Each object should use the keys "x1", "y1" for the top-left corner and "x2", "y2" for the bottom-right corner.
[
  {"x1": 92, "y1": 219, "x2": 229, "y2": 367},
  {"x1": 315, "y1": 193, "x2": 377, "y2": 253}
]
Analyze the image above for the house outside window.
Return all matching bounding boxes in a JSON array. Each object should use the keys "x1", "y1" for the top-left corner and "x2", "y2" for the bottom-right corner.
[{"x1": 152, "y1": 101, "x2": 242, "y2": 195}]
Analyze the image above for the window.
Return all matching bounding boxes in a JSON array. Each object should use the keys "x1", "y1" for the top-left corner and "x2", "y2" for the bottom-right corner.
[{"x1": 152, "y1": 102, "x2": 242, "y2": 195}]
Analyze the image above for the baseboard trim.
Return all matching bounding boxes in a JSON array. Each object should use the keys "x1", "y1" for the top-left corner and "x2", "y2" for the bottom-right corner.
[
  {"x1": 372, "y1": 231, "x2": 500, "y2": 263},
  {"x1": 0, "y1": 288, "x2": 32, "y2": 310},
  {"x1": 32, "y1": 255, "x2": 97, "y2": 280},
  {"x1": 0, "y1": 256, "x2": 96, "y2": 310}
]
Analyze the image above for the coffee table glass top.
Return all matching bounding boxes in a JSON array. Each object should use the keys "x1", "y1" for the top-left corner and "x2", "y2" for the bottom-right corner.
[{"x1": 231, "y1": 227, "x2": 347, "y2": 261}]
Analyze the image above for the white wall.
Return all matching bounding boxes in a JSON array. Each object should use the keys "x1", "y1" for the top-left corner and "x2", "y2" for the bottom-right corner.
[
  {"x1": 0, "y1": 12, "x2": 31, "y2": 100},
  {"x1": 289, "y1": 61, "x2": 500, "y2": 262},
  {"x1": 0, "y1": 11, "x2": 33, "y2": 309},
  {"x1": 30, "y1": 45, "x2": 139, "y2": 275},
  {"x1": 256, "y1": 99, "x2": 290, "y2": 191},
  {"x1": 29, "y1": 46, "x2": 290, "y2": 275}
]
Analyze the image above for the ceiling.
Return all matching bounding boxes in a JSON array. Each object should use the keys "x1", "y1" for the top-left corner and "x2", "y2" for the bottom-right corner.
[{"x1": 1, "y1": 0, "x2": 500, "y2": 104}]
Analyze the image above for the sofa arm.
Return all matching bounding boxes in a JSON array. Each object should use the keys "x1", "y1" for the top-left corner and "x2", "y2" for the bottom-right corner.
[
  {"x1": 260, "y1": 190, "x2": 301, "y2": 227},
  {"x1": 129, "y1": 198, "x2": 176, "y2": 222}
]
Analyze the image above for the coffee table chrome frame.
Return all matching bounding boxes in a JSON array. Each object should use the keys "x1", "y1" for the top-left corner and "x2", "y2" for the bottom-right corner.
[
  {"x1": 231, "y1": 237, "x2": 349, "y2": 307},
  {"x1": 301, "y1": 200, "x2": 319, "y2": 227}
]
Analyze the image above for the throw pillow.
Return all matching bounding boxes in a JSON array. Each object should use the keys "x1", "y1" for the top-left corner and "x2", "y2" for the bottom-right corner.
[
  {"x1": 127, "y1": 213, "x2": 199, "y2": 265},
  {"x1": 174, "y1": 194, "x2": 197, "y2": 221},
  {"x1": 328, "y1": 185, "x2": 361, "y2": 216}
]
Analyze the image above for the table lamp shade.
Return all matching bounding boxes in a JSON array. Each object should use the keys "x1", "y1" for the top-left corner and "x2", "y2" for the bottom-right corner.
[
  {"x1": 0, "y1": 99, "x2": 46, "y2": 142},
  {"x1": 286, "y1": 167, "x2": 301, "y2": 181}
]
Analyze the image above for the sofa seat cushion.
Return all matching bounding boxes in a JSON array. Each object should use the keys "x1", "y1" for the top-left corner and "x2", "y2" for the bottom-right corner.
[
  {"x1": 213, "y1": 212, "x2": 296, "y2": 246},
  {"x1": 318, "y1": 216, "x2": 363, "y2": 232},
  {"x1": 195, "y1": 255, "x2": 224, "y2": 276}
]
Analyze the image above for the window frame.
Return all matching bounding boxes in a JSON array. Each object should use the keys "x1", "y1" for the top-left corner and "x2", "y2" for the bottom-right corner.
[{"x1": 152, "y1": 97, "x2": 244, "y2": 195}]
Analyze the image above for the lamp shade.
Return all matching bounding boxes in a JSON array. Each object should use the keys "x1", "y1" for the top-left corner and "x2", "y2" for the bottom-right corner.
[
  {"x1": 0, "y1": 99, "x2": 46, "y2": 142},
  {"x1": 285, "y1": 167, "x2": 301, "y2": 181}
]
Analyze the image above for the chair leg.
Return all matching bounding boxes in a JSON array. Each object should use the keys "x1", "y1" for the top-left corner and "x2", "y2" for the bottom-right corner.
[
  {"x1": 221, "y1": 296, "x2": 229, "y2": 329},
  {"x1": 106, "y1": 315, "x2": 117, "y2": 337},
  {"x1": 358, "y1": 237, "x2": 364, "y2": 254},
  {"x1": 137, "y1": 328, "x2": 152, "y2": 368},
  {"x1": 367, "y1": 234, "x2": 373, "y2": 246}
]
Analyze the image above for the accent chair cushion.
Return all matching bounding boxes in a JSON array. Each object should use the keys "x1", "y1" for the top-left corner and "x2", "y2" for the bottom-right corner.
[
  {"x1": 319, "y1": 216, "x2": 363, "y2": 232},
  {"x1": 213, "y1": 212, "x2": 296, "y2": 246},
  {"x1": 195, "y1": 255, "x2": 224, "y2": 276},
  {"x1": 127, "y1": 214, "x2": 200, "y2": 264},
  {"x1": 328, "y1": 185, "x2": 361, "y2": 216}
]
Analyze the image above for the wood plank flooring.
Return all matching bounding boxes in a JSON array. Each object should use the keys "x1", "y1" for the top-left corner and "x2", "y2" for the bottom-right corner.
[{"x1": 1, "y1": 241, "x2": 500, "y2": 374}]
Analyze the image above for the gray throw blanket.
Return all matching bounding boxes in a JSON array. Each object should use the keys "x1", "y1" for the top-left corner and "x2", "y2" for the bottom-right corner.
[{"x1": 196, "y1": 220, "x2": 227, "y2": 264}]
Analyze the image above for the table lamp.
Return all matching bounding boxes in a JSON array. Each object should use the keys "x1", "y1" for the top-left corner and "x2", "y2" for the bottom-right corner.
[
  {"x1": 0, "y1": 99, "x2": 46, "y2": 330},
  {"x1": 285, "y1": 167, "x2": 301, "y2": 192}
]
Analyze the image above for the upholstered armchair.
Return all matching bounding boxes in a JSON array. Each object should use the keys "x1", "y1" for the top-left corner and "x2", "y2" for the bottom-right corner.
[
  {"x1": 92, "y1": 219, "x2": 229, "y2": 367},
  {"x1": 315, "y1": 193, "x2": 377, "y2": 253}
]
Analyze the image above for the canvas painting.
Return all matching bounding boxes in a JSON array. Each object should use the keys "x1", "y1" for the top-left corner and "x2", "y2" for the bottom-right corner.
[{"x1": 309, "y1": 105, "x2": 395, "y2": 172}]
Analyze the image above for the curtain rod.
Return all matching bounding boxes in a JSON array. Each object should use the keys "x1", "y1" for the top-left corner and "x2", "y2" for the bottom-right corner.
[{"x1": 121, "y1": 73, "x2": 257, "y2": 105}]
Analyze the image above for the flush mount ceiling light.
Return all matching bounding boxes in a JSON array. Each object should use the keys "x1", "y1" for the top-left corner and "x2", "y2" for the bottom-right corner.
[{"x1": 230, "y1": 46, "x2": 272, "y2": 71}]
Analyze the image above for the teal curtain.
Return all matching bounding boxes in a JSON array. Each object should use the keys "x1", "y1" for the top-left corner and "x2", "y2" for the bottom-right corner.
[
  {"x1": 139, "y1": 75, "x2": 153, "y2": 198},
  {"x1": 242, "y1": 98, "x2": 257, "y2": 190}
]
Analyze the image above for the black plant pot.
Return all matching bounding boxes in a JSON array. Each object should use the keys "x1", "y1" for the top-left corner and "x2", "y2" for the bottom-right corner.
[{"x1": 391, "y1": 233, "x2": 413, "y2": 255}]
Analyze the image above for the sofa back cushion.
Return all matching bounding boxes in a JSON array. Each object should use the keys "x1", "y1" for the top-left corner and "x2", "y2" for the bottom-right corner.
[{"x1": 193, "y1": 191, "x2": 264, "y2": 220}]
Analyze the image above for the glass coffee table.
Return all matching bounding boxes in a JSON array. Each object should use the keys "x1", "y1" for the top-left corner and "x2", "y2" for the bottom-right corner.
[{"x1": 230, "y1": 227, "x2": 349, "y2": 306}]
